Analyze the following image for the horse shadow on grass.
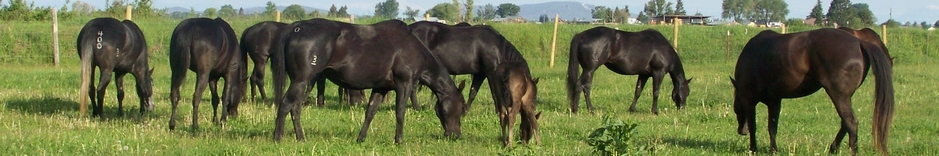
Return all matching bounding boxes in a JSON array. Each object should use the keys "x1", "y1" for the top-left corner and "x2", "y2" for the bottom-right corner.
[
  {"x1": 5, "y1": 95, "x2": 162, "y2": 122},
  {"x1": 660, "y1": 136, "x2": 749, "y2": 153}
]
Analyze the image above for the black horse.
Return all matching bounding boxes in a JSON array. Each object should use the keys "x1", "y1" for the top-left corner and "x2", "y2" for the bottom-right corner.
[
  {"x1": 168, "y1": 18, "x2": 248, "y2": 130},
  {"x1": 408, "y1": 21, "x2": 529, "y2": 114},
  {"x1": 241, "y1": 21, "x2": 367, "y2": 106},
  {"x1": 567, "y1": 27, "x2": 691, "y2": 114},
  {"x1": 489, "y1": 61, "x2": 541, "y2": 147},
  {"x1": 77, "y1": 17, "x2": 154, "y2": 117},
  {"x1": 731, "y1": 28, "x2": 894, "y2": 155},
  {"x1": 270, "y1": 19, "x2": 466, "y2": 143},
  {"x1": 240, "y1": 21, "x2": 285, "y2": 102}
]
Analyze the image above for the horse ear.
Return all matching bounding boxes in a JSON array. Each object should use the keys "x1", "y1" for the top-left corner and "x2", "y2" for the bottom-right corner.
[
  {"x1": 457, "y1": 80, "x2": 466, "y2": 92},
  {"x1": 149, "y1": 68, "x2": 154, "y2": 74},
  {"x1": 686, "y1": 78, "x2": 693, "y2": 83},
  {"x1": 532, "y1": 78, "x2": 540, "y2": 85},
  {"x1": 729, "y1": 77, "x2": 736, "y2": 87},
  {"x1": 535, "y1": 111, "x2": 542, "y2": 119}
]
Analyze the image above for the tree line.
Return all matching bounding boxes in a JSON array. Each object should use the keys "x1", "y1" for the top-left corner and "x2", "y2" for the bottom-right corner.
[{"x1": 1, "y1": 0, "x2": 163, "y2": 21}]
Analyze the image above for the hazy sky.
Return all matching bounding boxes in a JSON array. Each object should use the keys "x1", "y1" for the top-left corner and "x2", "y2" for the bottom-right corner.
[{"x1": 28, "y1": 0, "x2": 939, "y2": 23}]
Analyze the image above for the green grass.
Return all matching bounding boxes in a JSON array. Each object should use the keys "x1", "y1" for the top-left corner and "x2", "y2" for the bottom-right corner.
[{"x1": 1, "y1": 18, "x2": 938, "y2": 155}]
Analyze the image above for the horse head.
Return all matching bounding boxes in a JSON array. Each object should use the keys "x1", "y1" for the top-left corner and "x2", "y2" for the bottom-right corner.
[
  {"x1": 672, "y1": 78, "x2": 692, "y2": 109},
  {"x1": 439, "y1": 80, "x2": 466, "y2": 139},
  {"x1": 141, "y1": 68, "x2": 155, "y2": 111}
]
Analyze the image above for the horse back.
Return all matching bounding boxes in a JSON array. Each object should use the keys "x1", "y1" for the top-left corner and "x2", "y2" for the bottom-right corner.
[{"x1": 170, "y1": 18, "x2": 240, "y2": 72}]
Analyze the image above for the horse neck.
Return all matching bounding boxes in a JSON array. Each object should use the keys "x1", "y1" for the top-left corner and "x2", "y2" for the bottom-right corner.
[
  {"x1": 423, "y1": 67, "x2": 462, "y2": 102},
  {"x1": 668, "y1": 56, "x2": 687, "y2": 89}
]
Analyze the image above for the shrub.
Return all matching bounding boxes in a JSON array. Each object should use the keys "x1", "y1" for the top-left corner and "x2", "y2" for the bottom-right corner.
[{"x1": 586, "y1": 115, "x2": 639, "y2": 156}]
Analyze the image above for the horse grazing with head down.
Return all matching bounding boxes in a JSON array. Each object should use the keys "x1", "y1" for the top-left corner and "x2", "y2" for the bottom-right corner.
[
  {"x1": 77, "y1": 17, "x2": 155, "y2": 117},
  {"x1": 270, "y1": 19, "x2": 466, "y2": 143},
  {"x1": 168, "y1": 18, "x2": 248, "y2": 130},
  {"x1": 408, "y1": 21, "x2": 529, "y2": 114},
  {"x1": 490, "y1": 61, "x2": 541, "y2": 147},
  {"x1": 731, "y1": 28, "x2": 894, "y2": 155},
  {"x1": 567, "y1": 27, "x2": 691, "y2": 114}
]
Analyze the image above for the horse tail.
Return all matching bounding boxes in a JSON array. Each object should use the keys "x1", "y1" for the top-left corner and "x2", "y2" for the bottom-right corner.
[
  {"x1": 270, "y1": 23, "x2": 290, "y2": 107},
  {"x1": 567, "y1": 33, "x2": 583, "y2": 111},
  {"x1": 78, "y1": 28, "x2": 97, "y2": 115},
  {"x1": 862, "y1": 41, "x2": 895, "y2": 155}
]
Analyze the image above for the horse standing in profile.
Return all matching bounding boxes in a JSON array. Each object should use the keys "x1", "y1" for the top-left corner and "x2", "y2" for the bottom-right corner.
[
  {"x1": 241, "y1": 21, "x2": 366, "y2": 106},
  {"x1": 408, "y1": 21, "x2": 529, "y2": 114},
  {"x1": 731, "y1": 28, "x2": 894, "y2": 155},
  {"x1": 567, "y1": 27, "x2": 691, "y2": 114},
  {"x1": 489, "y1": 62, "x2": 541, "y2": 147},
  {"x1": 270, "y1": 19, "x2": 466, "y2": 143},
  {"x1": 77, "y1": 17, "x2": 155, "y2": 117},
  {"x1": 168, "y1": 18, "x2": 248, "y2": 130}
]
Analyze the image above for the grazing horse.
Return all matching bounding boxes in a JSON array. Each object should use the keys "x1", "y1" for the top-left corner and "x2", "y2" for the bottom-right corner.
[
  {"x1": 837, "y1": 27, "x2": 892, "y2": 65},
  {"x1": 489, "y1": 61, "x2": 541, "y2": 147},
  {"x1": 731, "y1": 28, "x2": 894, "y2": 155},
  {"x1": 270, "y1": 19, "x2": 466, "y2": 143},
  {"x1": 241, "y1": 21, "x2": 366, "y2": 106},
  {"x1": 240, "y1": 21, "x2": 286, "y2": 102},
  {"x1": 408, "y1": 21, "x2": 529, "y2": 114},
  {"x1": 567, "y1": 27, "x2": 691, "y2": 114},
  {"x1": 77, "y1": 17, "x2": 154, "y2": 117},
  {"x1": 168, "y1": 18, "x2": 248, "y2": 130}
]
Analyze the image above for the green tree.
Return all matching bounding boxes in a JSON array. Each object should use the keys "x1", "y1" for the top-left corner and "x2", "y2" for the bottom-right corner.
[
  {"x1": 103, "y1": 0, "x2": 126, "y2": 17},
  {"x1": 427, "y1": 3, "x2": 458, "y2": 22},
  {"x1": 403, "y1": 6, "x2": 420, "y2": 20},
  {"x1": 309, "y1": 10, "x2": 320, "y2": 18},
  {"x1": 637, "y1": 12, "x2": 649, "y2": 23},
  {"x1": 809, "y1": 0, "x2": 824, "y2": 19},
  {"x1": 721, "y1": 0, "x2": 754, "y2": 22},
  {"x1": 643, "y1": 0, "x2": 673, "y2": 17},
  {"x1": 495, "y1": 3, "x2": 519, "y2": 18},
  {"x1": 921, "y1": 21, "x2": 930, "y2": 29},
  {"x1": 263, "y1": 1, "x2": 277, "y2": 18},
  {"x1": 826, "y1": 0, "x2": 855, "y2": 27},
  {"x1": 674, "y1": 0, "x2": 686, "y2": 15},
  {"x1": 71, "y1": 0, "x2": 94, "y2": 16},
  {"x1": 203, "y1": 7, "x2": 217, "y2": 17},
  {"x1": 476, "y1": 3, "x2": 496, "y2": 20},
  {"x1": 614, "y1": 6, "x2": 631, "y2": 24},
  {"x1": 591, "y1": 6, "x2": 611, "y2": 23},
  {"x1": 218, "y1": 4, "x2": 236, "y2": 18},
  {"x1": 852, "y1": 3, "x2": 875, "y2": 27},
  {"x1": 328, "y1": 4, "x2": 337, "y2": 17},
  {"x1": 463, "y1": 0, "x2": 474, "y2": 22},
  {"x1": 750, "y1": 0, "x2": 788, "y2": 24},
  {"x1": 373, "y1": 0, "x2": 398, "y2": 19},
  {"x1": 283, "y1": 4, "x2": 306, "y2": 20},
  {"x1": 338, "y1": 5, "x2": 349, "y2": 17},
  {"x1": 934, "y1": 20, "x2": 939, "y2": 28},
  {"x1": 538, "y1": 14, "x2": 549, "y2": 22},
  {"x1": 879, "y1": 19, "x2": 899, "y2": 27}
]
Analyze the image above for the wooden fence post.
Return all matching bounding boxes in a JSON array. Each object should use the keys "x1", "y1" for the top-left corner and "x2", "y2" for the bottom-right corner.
[
  {"x1": 726, "y1": 30, "x2": 730, "y2": 61},
  {"x1": 125, "y1": 5, "x2": 132, "y2": 20},
  {"x1": 275, "y1": 10, "x2": 281, "y2": 22},
  {"x1": 550, "y1": 14, "x2": 559, "y2": 68},
  {"x1": 781, "y1": 23, "x2": 787, "y2": 34},
  {"x1": 350, "y1": 14, "x2": 355, "y2": 24},
  {"x1": 53, "y1": 8, "x2": 60, "y2": 67},
  {"x1": 882, "y1": 25, "x2": 888, "y2": 45},
  {"x1": 673, "y1": 18, "x2": 679, "y2": 52}
]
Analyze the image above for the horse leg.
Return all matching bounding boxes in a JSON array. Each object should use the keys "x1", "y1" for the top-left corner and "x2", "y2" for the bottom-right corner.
[
  {"x1": 578, "y1": 69, "x2": 597, "y2": 113},
  {"x1": 520, "y1": 105, "x2": 541, "y2": 145},
  {"x1": 169, "y1": 68, "x2": 188, "y2": 130},
  {"x1": 650, "y1": 72, "x2": 666, "y2": 115},
  {"x1": 88, "y1": 67, "x2": 98, "y2": 116},
  {"x1": 358, "y1": 89, "x2": 389, "y2": 142},
  {"x1": 764, "y1": 98, "x2": 782, "y2": 153},
  {"x1": 289, "y1": 91, "x2": 305, "y2": 141},
  {"x1": 464, "y1": 74, "x2": 486, "y2": 113},
  {"x1": 393, "y1": 83, "x2": 415, "y2": 144},
  {"x1": 274, "y1": 80, "x2": 311, "y2": 141},
  {"x1": 410, "y1": 85, "x2": 420, "y2": 111},
  {"x1": 209, "y1": 80, "x2": 220, "y2": 123},
  {"x1": 94, "y1": 69, "x2": 113, "y2": 117},
  {"x1": 628, "y1": 75, "x2": 651, "y2": 112},
  {"x1": 499, "y1": 106, "x2": 510, "y2": 147},
  {"x1": 115, "y1": 73, "x2": 127, "y2": 116},
  {"x1": 827, "y1": 93, "x2": 859, "y2": 155},
  {"x1": 316, "y1": 77, "x2": 326, "y2": 107},
  {"x1": 190, "y1": 73, "x2": 211, "y2": 130},
  {"x1": 250, "y1": 61, "x2": 267, "y2": 101}
]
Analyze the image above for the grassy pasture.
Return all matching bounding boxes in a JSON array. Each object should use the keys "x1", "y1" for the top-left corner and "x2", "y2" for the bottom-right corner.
[{"x1": 1, "y1": 17, "x2": 938, "y2": 155}]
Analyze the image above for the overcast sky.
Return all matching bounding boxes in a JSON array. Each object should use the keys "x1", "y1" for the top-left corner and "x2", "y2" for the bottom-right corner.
[{"x1": 27, "y1": 0, "x2": 939, "y2": 23}]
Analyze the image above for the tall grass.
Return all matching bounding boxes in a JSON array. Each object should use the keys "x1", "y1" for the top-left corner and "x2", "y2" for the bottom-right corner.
[{"x1": 1, "y1": 18, "x2": 938, "y2": 155}]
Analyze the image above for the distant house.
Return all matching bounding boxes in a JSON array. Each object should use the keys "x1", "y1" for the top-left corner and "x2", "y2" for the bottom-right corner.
[
  {"x1": 804, "y1": 18, "x2": 817, "y2": 25},
  {"x1": 652, "y1": 15, "x2": 712, "y2": 25},
  {"x1": 491, "y1": 16, "x2": 528, "y2": 23},
  {"x1": 414, "y1": 16, "x2": 447, "y2": 24}
]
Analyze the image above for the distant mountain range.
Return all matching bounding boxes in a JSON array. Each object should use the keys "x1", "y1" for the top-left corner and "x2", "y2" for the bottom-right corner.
[
  {"x1": 163, "y1": 1, "x2": 601, "y2": 21},
  {"x1": 517, "y1": 1, "x2": 597, "y2": 21},
  {"x1": 165, "y1": 6, "x2": 327, "y2": 15}
]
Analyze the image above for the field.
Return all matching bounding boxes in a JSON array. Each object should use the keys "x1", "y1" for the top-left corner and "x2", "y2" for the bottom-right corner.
[{"x1": 2, "y1": 17, "x2": 939, "y2": 155}]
